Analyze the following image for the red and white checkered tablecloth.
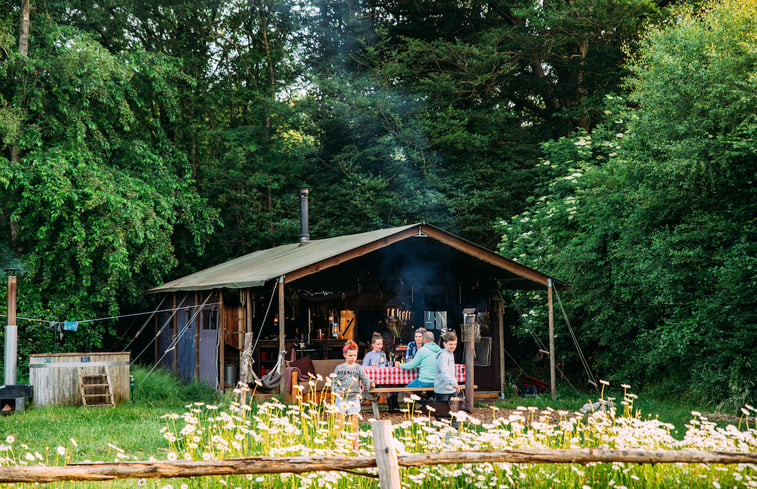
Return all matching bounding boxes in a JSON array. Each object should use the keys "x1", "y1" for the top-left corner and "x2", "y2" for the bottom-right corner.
[{"x1": 363, "y1": 365, "x2": 465, "y2": 386}]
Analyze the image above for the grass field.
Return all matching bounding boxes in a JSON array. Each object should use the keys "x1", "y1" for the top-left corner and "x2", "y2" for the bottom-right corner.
[
  {"x1": 0, "y1": 367, "x2": 735, "y2": 460},
  {"x1": 0, "y1": 367, "x2": 754, "y2": 488},
  {"x1": 0, "y1": 366, "x2": 220, "y2": 461}
]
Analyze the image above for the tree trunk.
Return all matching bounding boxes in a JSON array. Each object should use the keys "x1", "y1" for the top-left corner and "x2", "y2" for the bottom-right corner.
[
  {"x1": 576, "y1": 40, "x2": 591, "y2": 131},
  {"x1": 257, "y1": 0, "x2": 275, "y2": 133},
  {"x1": 10, "y1": 0, "x2": 31, "y2": 165},
  {"x1": 256, "y1": 0, "x2": 276, "y2": 237},
  {"x1": 18, "y1": 0, "x2": 30, "y2": 56},
  {"x1": 531, "y1": 61, "x2": 560, "y2": 111},
  {"x1": 7, "y1": 0, "x2": 31, "y2": 242},
  {"x1": 12, "y1": 0, "x2": 29, "y2": 161}
]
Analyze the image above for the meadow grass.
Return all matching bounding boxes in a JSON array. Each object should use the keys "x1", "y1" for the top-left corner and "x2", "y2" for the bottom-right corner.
[
  {"x1": 0, "y1": 366, "x2": 219, "y2": 461},
  {"x1": 491, "y1": 383, "x2": 734, "y2": 439},
  {"x1": 0, "y1": 370, "x2": 754, "y2": 488}
]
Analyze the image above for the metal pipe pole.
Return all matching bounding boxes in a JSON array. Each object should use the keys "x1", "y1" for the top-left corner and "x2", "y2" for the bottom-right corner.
[
  {"x1": 299, "y1": 187, "x2": 310, "y2": 244},
  {"x1": 5, "y1": 275, "x2": 18, "y2": 385}
]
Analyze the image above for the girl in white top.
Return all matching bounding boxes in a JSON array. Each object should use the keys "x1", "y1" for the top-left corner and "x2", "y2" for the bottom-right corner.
[
  {"x1": 332, "y1": 340, "x2": 374, "y2": 449},
  {"x1": 362, "y1": 332, "x2": 388, "y2": 367}
]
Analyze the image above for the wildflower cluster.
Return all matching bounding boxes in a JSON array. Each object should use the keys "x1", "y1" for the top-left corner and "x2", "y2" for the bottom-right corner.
[
  {"x1": 159, "y1": 393, "x2": 375, "y2": 488},
  {"x1": 0, "y1": 390, "x2": 754, "y2": 489},
  {"x1": 153, "y1": 390, "x2": 757, "y2": 489}
]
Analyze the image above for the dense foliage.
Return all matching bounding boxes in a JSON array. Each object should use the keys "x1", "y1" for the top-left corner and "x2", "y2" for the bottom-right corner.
[
  {"x1": 304, "y1": 0, "x2": 659, "y2": 246},
  {"x1": 0, "y1": 0, "x2": 753, "y2": 406},
  {"x1": 0, "y1": 9, "x2": 217, "y2": 354},
  {"x1": 497, "y1": 0, "x2": 756, "y2": 406}
]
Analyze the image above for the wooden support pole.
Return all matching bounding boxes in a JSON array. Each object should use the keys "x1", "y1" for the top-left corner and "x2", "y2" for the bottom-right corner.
[
  {"x1": 278, "y1": 277, "x2": 285, "y2": 351},
  {"x1": 153, "y1": 313, "x2": 159, "y2": 366},
  {"x1": 239, "y1": 332, "x2": 254, "y2": 406},
  {"x1": 0, "y1": 449, "x2": 754, "y2": 483},
  {"x1": 246, "y1": 289, "x2": 252, "y2": 333},
  {"x1": 276, "y1": 277, "x2": 286, "y2": 393},
  {"x1": 464, "y1": 322, "x2": 475, "y2": 412},
  {"x1": 4, "y1": 275, "x2": 18, "y2": 385},
  {"x1": 219, "y1": 292, "x2": 225, "y2": 391},
  {"x1": 371, "y1": 420, "x2": 400, "y2": 489},
  {"x1": 240, "y1": 332, "x2": 253, "y2": 386},
  {"x1": 195, "y1": 292, "x2": 200, "y2": 381},
  {"x1": 497, "y1": 299, "x2": 505, "y2": 398},
  {"x1": 172, "y1": 294, "x2": 178, "y2": 375},
  {"x1": 548, "y1": 279, "x2": 556, "y2": 401}
]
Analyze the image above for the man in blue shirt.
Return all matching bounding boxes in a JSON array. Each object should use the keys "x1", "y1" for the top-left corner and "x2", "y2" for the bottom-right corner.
[{"x1": 398, "y1": 331, "x2": 439, "y2": 389}]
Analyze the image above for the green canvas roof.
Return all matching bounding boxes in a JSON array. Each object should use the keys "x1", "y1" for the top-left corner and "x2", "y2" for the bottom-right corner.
[{"x1": 147, "y1": 223, "x2": 569, "y2": 293}]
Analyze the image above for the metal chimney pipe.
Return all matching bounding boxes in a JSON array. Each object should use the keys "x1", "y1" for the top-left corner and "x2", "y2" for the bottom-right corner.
[
  {"x1": 5, "y1": 275, "x2": 17, "y2": 385},
  {"x1": 299, "y1": 187, "x2": 310, "y2": 244}
]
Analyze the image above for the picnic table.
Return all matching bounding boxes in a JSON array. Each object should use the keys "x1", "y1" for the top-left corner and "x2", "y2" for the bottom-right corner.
[
  {"x1": 362, "y1": 365, "x2": 466, "y2": 418},
  {"x1": 362, "y1": 365, "x2": 465, "y2": 385}
]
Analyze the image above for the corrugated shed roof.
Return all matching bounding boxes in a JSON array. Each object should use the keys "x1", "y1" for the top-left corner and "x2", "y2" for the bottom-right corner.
[
  {"x1": 147, "y1": 223, "x2": 570, "y2": 293},
  {"x1": 147, "y1": 224, "x2": 420, "y2": 292}
]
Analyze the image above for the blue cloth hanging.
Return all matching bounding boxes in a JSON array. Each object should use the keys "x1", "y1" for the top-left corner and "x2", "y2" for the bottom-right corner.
[{"x1": 63, "y1": 321, "x2": 79, "y2": 332}]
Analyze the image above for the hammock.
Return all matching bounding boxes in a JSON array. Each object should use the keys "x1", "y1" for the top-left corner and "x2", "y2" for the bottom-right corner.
[
  {"x1": 238, "y1": 280, "x2": 285, "y2": 394},
  {"x1": 244, "y1": 349, "x2": 285, "y2": 394}
]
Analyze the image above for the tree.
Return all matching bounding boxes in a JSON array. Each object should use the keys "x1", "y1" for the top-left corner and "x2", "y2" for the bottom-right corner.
[
  {"x1": 497, "y1": 0, "x2": 757, "y2": 406},
  {"x1": 300, "y1": 0, "x2": 659, "y2": 246},
  {"x1": 8, "y1": 0, "x2": 29, "y2": 166},
  {"x1": 197, "y1": 0, "x2": 311, "y2": 252},
  {"x1": 0, "y1": 6, "x2": 217, "y2": 354},
  {"x1": 41, "y1": 0, "x2": 317, "y2": 265}
]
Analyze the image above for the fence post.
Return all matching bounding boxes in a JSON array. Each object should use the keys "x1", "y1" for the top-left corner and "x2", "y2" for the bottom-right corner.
[{"x1": 371, "y1": 420, "x2": 400, "y2": 489}]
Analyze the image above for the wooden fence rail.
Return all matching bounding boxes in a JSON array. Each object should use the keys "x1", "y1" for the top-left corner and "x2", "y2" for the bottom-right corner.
[
  {"x1": 0, "y1": 456, "x2": 376, "y2": 484},
  {"x1": 0, "y1": 421, "x2": 754, "y2": 485}
]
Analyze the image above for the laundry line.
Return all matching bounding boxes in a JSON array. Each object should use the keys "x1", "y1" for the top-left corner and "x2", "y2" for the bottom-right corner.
[{"x1": 0, "y1": 302, "x2": 222, "y2": 329}]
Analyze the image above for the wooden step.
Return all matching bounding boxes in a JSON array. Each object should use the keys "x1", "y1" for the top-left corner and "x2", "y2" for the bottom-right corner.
[
  {"x1": 79, "y1": 367, "x2": 114, "y2": 407},
  {"x1": 83, "y1": 395, "x2": 113, "y2": 403}
]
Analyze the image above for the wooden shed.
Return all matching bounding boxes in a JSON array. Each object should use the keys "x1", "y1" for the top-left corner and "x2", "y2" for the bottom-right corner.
[
  {"x1": 146, "y1": 223, "x2": 569, "y2": 395},
  {"x1": 29, "y1": 352, "x2": 130, "y2": 407}
]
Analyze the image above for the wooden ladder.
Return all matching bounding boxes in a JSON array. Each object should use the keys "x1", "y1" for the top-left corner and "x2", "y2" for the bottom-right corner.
[{"x1": 78, "y1": 366, "x2": 114, "y2": 407}]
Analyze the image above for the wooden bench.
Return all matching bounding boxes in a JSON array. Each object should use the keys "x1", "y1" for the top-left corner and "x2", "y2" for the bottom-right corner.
[
  {"x1": 284, "y1": 358, "x2": 342, "y2": 402},
  {"x1": 368, "y1": 387, "x2": 433, "y2": 418},
  {"x1": 367, "y1": 386, "x2": 476, "y2": 419}
]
